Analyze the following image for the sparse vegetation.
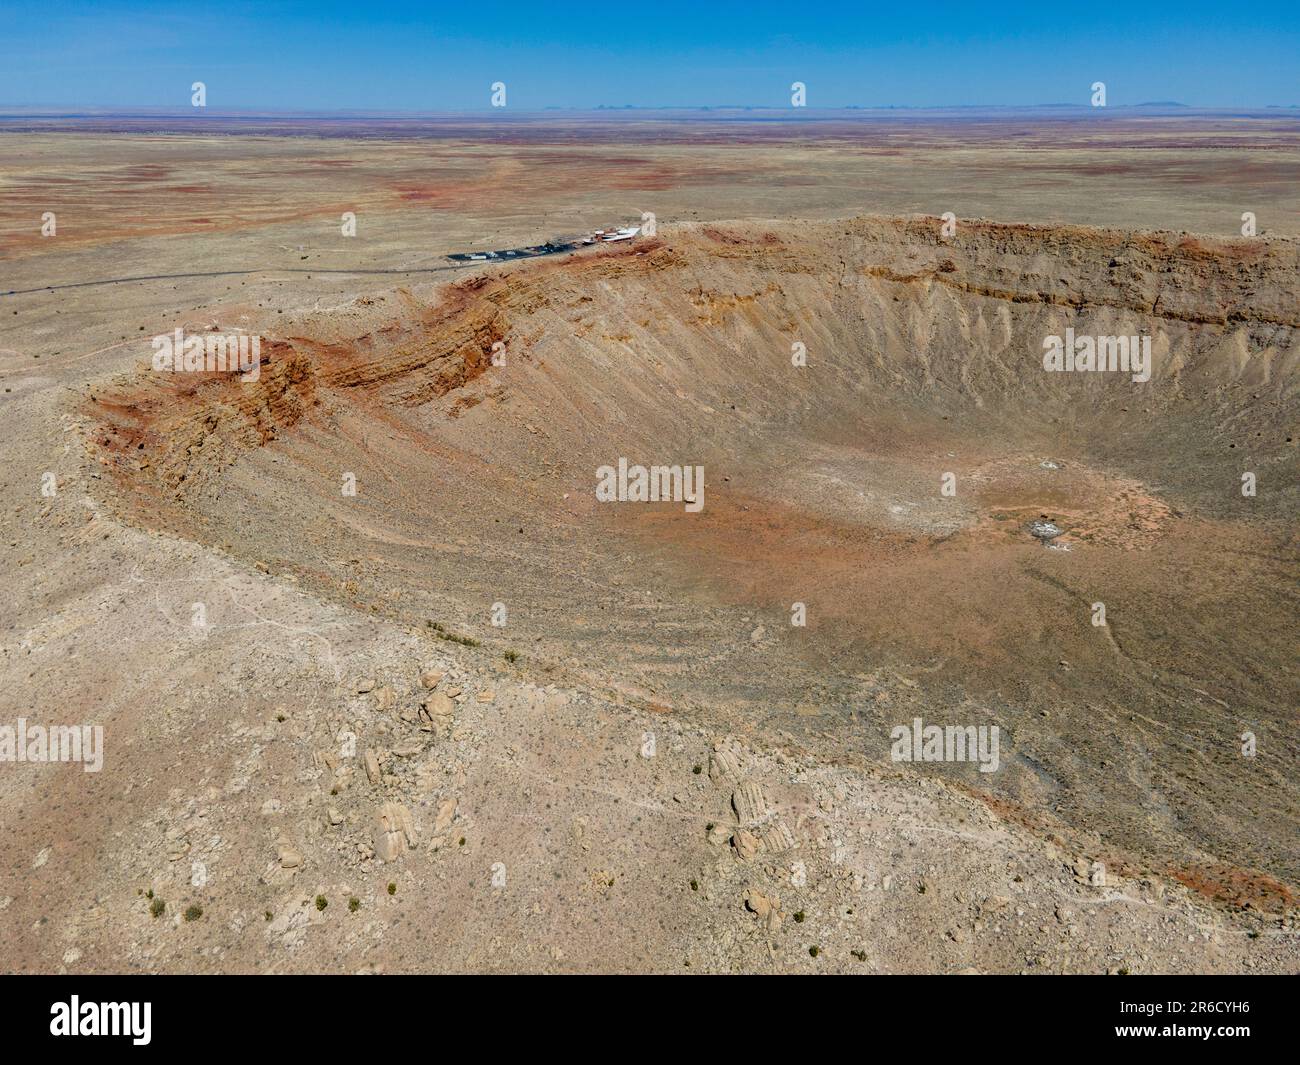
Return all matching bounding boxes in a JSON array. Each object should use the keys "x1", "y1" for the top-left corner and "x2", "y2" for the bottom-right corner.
[
  {"x1": 184, "y1": 904, "x2": 203, "y2": 922},
  {"x1": 315, "y1": 895, "x2": 328, "y2": 911},
  {"x1": 149, "y1": 898, "x2": 165, "y2": 918},
  {"x1": 427, "y1": 620, "x2": 480, "y2": 647},
  {"x1": 387, "y1": 882, "x2": 397, "y2": 895},
  {"x1": 348, "y1": 897, "x2": 361, "y2": 912}
]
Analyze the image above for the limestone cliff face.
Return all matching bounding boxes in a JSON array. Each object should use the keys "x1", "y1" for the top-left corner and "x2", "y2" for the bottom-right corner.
[{"x1": 91, "y1": 216, "x2": 1298, "y2": 512}]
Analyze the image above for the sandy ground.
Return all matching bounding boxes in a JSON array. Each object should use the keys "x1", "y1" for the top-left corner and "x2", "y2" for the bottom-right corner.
[{"x1": 0, "y1": 114, "x2": 1297, "y2": 973}]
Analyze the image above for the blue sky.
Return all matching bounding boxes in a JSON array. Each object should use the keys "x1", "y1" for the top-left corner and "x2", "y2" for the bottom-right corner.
[{"x1": 1, "y1": 1, "x2": 1296, "y2": 110}]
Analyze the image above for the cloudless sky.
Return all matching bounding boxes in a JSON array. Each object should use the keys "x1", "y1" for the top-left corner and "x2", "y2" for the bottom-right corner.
[{"x1": 1, "y1": 1, "x2": 1296, "y2": 110}]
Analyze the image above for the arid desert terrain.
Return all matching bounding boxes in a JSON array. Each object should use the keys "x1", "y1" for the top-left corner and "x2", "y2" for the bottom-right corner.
[{"x1": 1, "y1": 109, "x2": 1297, "y2": 973}]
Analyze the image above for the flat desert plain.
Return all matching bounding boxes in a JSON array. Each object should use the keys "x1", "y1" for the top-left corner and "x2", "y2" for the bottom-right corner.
[{"x1": 0, "y1": 109, "x2": 1297, "y2": 973}]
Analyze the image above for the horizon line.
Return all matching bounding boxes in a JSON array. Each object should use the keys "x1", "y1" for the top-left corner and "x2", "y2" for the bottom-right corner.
[{"x1": 3, "y1": 103, "x2": 1300, "y2": 117}]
